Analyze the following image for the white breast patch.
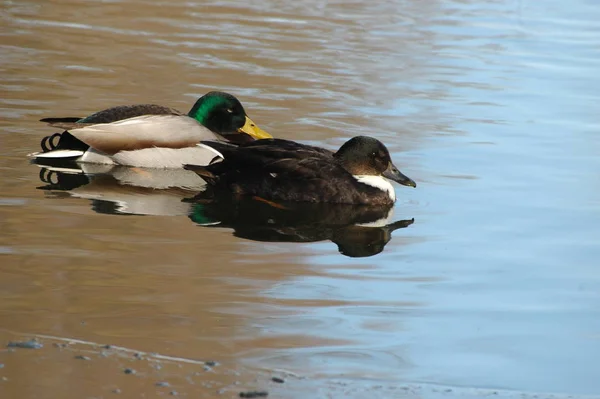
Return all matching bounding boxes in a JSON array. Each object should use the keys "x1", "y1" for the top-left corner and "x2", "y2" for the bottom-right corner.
[{"x1": 353, "y1": 175, "x2": 396, "y2": 202}]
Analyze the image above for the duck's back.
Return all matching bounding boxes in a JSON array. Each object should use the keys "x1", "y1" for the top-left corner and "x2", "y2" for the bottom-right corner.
[
  {"x1": 42, "y1": 104, "x2": 184, "y2": 130},
  {"x1": 198, "y1": 142, "x2": 393, "y2": 205},
  {"x1": 79, "y1": 104, "x2": 183, "y2": 124}
]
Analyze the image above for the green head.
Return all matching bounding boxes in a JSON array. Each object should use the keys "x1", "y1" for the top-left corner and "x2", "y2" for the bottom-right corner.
[{"x1": 188, "y1": 91, "x2": 271, "y2": 140}]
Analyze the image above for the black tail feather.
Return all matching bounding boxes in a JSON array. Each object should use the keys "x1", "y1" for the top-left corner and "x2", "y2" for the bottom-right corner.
[
  {"x1": 40, "y1": 133, "x2": 62, "y2": 152},
  {"x1": 39, "y1": 131, "x2": 90, "y2": 152},
  {"x1": 40, "y1": 117, "x2": 83, "y2": 123}
]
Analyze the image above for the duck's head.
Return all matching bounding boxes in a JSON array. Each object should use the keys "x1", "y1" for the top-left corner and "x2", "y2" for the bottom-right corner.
[
  {"x1": 188, "y1": 91, "x2": 272, "y2": 142},
  {"x1": 334, "y1": 136, "x2": 417, "y2": 189}
]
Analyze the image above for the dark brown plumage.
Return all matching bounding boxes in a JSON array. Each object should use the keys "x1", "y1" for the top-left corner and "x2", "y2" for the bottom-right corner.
[{"x1": 185, "y1": 136, "x2": 416, "y2": 205}]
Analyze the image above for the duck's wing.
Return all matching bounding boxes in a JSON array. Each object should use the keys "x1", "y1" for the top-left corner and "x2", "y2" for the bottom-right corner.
[
  {"x1": 265, "y1": 156, "x2": 344, "y2": 179},
  {"x1": 241, "y1": 138, "x2": 334, "y2": 157},
  {"x1": 67, "y1": 115, "x2": 220, "y2": 155},
  {"x1": 39, "y1": 117, "x2": 82, "y2": 125},
  {"x1": 196, "y1": 139, "x2": 333, "y2": 168},
  {"x1": 188, "y1": 148, "x2": 344, "y2": 185},
  {"x1": 40, "y1": 104, "x2": 183, "y2": 129}
]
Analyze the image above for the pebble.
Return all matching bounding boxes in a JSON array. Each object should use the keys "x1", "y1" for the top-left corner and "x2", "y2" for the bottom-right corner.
[
  {"x1": 271, "y1": 377, "x2": 284, "y2": 384},
  {"x1": 170, "y1": 391, "x2": 178, "y2": 396},
  {"x1": 156, "y1": 382, "x2": 170, "y2": 387},
  {"x1": 239, "y1": 391, "x2": 268, "y2": 398},
  {"x1": 7, "y1": 339, "x2": 43, "y2": 349},
  {"x1": 74, "y1": 355, "x2": 91, "y2": 361},
  {"x1": 124, "y1": 368, "x2": 136, "y2": 375},
  {"x1": 112, "y1": 388, "x2": 121, "y2": 394}
]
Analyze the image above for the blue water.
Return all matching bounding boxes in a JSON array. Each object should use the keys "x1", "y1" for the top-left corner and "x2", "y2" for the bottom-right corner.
[{"x1": 239, "y1": 0, "x2": 600, "y2": 395}]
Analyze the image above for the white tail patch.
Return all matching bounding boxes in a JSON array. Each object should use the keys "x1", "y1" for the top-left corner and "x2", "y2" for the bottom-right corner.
[
  {"x1": 353, "y1": 175, "x2": 396, "y2": 202},
  {"x1": 29, "y1": 150, "x2": 85, "y2": 159}
]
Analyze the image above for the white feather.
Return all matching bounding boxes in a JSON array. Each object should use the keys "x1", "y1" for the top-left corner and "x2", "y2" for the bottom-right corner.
[
  {"x1": 29, "y1": 150, "x2": 85, "y2": 159},
  {"x1": 353, "y1": 175, "x2": 396, "y2": 202}
]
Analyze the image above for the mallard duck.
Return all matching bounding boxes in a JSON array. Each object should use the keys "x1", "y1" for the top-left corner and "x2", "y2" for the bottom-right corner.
[
  {"x1": 184, "y1": 136, "x2": 416, "y2": 205},
  {"x1": 29, "y1": 91, "x2": 272, "y2": 168}
]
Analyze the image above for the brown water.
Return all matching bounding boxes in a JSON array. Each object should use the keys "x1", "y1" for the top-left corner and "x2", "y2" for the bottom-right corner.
[{"x1": 1, "y1": 1, "x2": 600, "y2": 398}]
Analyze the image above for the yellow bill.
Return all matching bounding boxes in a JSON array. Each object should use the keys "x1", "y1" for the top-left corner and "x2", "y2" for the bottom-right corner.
[{"x1": 238, "y1": 116, "x2": 272, "y2": 139}]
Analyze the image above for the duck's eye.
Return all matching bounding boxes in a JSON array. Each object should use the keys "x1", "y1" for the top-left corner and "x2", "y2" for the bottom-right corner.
[{"x1": 226, "y1": 108, "x2": 234, "y2": 113}]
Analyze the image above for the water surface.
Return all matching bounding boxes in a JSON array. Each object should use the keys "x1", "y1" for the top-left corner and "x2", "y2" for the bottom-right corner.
[{"x1": 1, "y1": 0, "x2": 599, "y2": 398}]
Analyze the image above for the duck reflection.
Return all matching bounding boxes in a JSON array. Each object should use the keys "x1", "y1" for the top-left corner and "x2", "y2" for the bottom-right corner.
[
  {"x1": 36, "y1": 164, "x2": 204, "y2": 216},
  {"x1": 188, "y1": 196, "x2": 414, "y2": 258},
  {"x1": 36, "y1": 165, "x2": 414, "y2": 257}
]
